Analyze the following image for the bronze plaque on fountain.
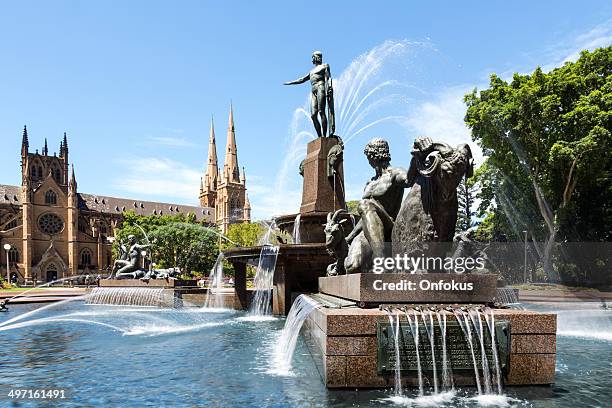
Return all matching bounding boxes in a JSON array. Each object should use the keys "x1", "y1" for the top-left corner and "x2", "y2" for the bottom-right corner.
[{"x1": 376, "y1": 318, "x2": 511, "y2": 375}]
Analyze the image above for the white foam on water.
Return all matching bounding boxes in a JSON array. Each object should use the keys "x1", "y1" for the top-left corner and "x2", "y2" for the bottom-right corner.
[
  {"x1": 197, "y1": 307, "x2": 236, "y2": 314},
  {"x1": 413, "y1": 391, "x2": 456, "y2": 407},
  {"x1": 384, "y1": 395, "x2": 414, "y2": 406},
  {"x1": 235, "y1": 315, "x2": 278, "y2": 322},
  {"x1": 469, "y1": 394, "x2": 519, "y2": 407},
  {"x1": 265, "y1": 361, "x2": 298, "y2": 378},
  {"x1": 123, "y1": 321, "x2": 224, "y2": 336},
  {"x1": 383, "y1": 391, "x2": 456, "y2": 407}
]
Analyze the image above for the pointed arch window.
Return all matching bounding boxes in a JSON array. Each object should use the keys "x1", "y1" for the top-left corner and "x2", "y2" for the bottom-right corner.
[
  {"x1": 45, "y1": 189, "x2": 57, "y2": 205},
  {"x1": 37, "y1": 166, "x2": 43, "y2": 178},
  {"x1": 8, "y1": 248, "x2": 19, "y2": 263},
  {"x1": 53, "y1": 167, "x2": 61, "y2": 183},
  {"x1": 80, "y1": 248, "x2": 92, "y2": 266}
]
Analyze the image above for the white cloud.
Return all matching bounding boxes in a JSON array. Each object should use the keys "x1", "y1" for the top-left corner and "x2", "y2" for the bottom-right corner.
[
  {"x1": 404, "y1": 85, "x2": 484, "y2": 166},
  {"x1": 541, "y1": 19, "x2": 612, "y2": 72},
  {"x1": 113, "y1": 157, "x2": 201, "y2": 204}
]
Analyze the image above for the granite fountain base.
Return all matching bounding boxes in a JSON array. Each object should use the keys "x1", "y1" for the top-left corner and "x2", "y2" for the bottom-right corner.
[{"x1": 301, "y1": 273, "x2": 556, "y2": 389}]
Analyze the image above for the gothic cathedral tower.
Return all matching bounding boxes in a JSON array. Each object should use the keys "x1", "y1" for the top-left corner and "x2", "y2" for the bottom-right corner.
[{"x1": 199, "y1": 105, "x2": 251, "y2": 233}]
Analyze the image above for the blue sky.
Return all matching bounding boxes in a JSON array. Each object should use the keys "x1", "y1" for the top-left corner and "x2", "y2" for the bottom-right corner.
[{"x1": 1, "y1": 1, "x2": 610, "y2": 220}]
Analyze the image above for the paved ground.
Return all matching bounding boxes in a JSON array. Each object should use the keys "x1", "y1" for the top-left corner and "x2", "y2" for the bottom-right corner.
[{"x1": 519, "y1": 288, "x2": 612, "y2": 302}]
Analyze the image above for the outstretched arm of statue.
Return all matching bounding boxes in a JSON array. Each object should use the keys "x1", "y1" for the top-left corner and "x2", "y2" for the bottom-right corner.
[{"x1": 284, "y1": 73, "x2": 310, "y2": 85}]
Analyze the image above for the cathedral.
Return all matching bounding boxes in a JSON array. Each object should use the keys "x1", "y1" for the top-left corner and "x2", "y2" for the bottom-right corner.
[
  {"x1": 0, "y1": 108, "x2": 249, "y2": 284},
  {"x1": 199, "y1": 105, "x2": 251, "y2": 234}
]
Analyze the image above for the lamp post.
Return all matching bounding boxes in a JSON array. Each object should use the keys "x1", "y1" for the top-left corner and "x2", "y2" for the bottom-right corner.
[
  {"x1": 523, "y1": 230, "x2": 528, "y2": 284},
  {"x1": 3, "y1": 243, "x2": 11, "y2": 284}
]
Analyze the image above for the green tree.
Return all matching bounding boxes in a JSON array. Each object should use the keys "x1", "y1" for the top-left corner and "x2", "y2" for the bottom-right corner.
[
  {"x1": 224, "y1": 222, "x2": 265, "y2": 249},
  {"x1": 112, "y1": 210, "x2": 219, "y2": 278},
  {"x1": 346, "y1": 200, "x2": 360, "y2": 215},
  {"x1": 149, "y1": 223, "x2": 219, "y2": 277},
  {"x1": 465, "y1": 47, "x2": 612, "y2": 276},
  {"x1": 456, "y1": 177, "x2": 477, "y2": 232}
]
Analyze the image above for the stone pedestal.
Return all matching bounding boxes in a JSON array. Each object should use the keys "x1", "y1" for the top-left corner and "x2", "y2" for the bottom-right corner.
[
  {"x1": 319, "y1": 273, "x2": 498, "y2": 306},
  {"x1": 300, "y1": 137, "x2": 345, "y2": 214},
  {"x1": 303, "y1": 300, "x2": 556, "y2": 388},
  {"x1": 99, "y1": 279, "x2": 197, "y2": 288}
]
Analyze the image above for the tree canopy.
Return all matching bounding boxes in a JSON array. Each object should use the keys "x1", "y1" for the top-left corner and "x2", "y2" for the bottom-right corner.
[
  {"x1": 465, "y1": 46, "x2": 611, "y2": 281},
  {"x1": 224, "y1": 222, "x2": 265, "y2": 249},
  {"x1": 112, "y1": 210, "x2": 219, "y2": 277},
  {"x1": 465, "y1": 47, "x2": 611, "y2": 242}
]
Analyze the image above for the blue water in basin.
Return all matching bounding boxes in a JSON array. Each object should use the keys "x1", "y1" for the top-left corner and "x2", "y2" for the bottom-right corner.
[{"x1": 0, "y1": 301, "x2": 610, "y2": 407}]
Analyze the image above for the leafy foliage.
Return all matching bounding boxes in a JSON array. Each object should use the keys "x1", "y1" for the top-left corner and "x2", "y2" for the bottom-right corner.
[
  {"x1": 224, "y1": 222, "x2": 265, "y2": 249},
  {"x1": 346, "y1": 200, "x2": 360, "y2": 215},
  {"x1": 149, "y1": 223, "x2": 219, "y2": 277},
  {"x1": 456, "y1": 177, "x2": 477, "y2": 232},
  {"x1": 465, "y1": 46, "x2": 612, "y2": 284},
  {"x1": 112, "y1": 210, "x2": 219, "y2": 278},
  {"x1": 465, "y1": 47, "x2": 611, "y2": 243}
]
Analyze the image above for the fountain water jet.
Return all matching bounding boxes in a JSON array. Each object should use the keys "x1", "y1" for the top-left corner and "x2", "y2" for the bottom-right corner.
[
  {"x1": 204, "y1": 253, "x2": 226, "y2": 309},
  {"x1": 87, "y1": 287, "x2": 168, "y2": 307},
  {"x1": 292, "y1": 214, "x2": 301, "y2": 244},
  {"x1": 384, "y1": 308, "x2": 404, "y2": 398},
  {"x1": 421, "y1": 309, "x2": 438, "y2": 394},
  {"x1": 484, "y1": 308, "x2": 503, "y2": 394},
  {"x1": 495, "y1": 287, "x2": 521, "y2": 307},
  {"x1": 249, "y1": 245, "x2": 280, "y2": 316},
  {"x1": 403, "y1": 308, "x2": 424, "y2": 396},
  {"x1": 271, "y1": 294, "x2": 321, "y2": 375},
  {"x1": 469, "y1": 309, "x2": 493, "y2": 394},
  {"x1": 436, "y1": 311, "x2": 454, "y2": 390},
  {"x1": 454, "y1": 309, "x2": 482, "y2": 394}
]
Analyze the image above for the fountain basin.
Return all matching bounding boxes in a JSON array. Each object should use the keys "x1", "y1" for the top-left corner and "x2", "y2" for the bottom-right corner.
[
  {"x1": 97, "y1": 279, "x2": 208, "y2": 307},
  {"x1": 224, "y1": 244, "x2": 332, "y2": 315},
  {"x1": 100, "y1": 279, "x2": 198, "y2": 288},
  {"x1": 302, "y1": 298, "x2": 556, "y2": 388}
]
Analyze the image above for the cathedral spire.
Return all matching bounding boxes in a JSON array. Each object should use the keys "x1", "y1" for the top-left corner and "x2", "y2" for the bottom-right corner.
[
  {"x1": 43, "y1": 138, "x2": 48, "y2": 155},
  {"x1": 204, "y1": 117, "x2": 218, "y2": 190},
  {"x1": 69, "y1": 164, "x2": 77, "y2": 193},
  {"x1": 224, "y1": 103, "x2": 240, "y2": 182},
  {"x1": 21, "y1": 125, "x2": 29, "y2": 157}
]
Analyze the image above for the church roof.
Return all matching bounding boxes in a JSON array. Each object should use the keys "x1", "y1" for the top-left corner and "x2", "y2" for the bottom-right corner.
[
  {"x1": 79, "y1": 193, "x2": 214, "y2": 221},
  {"x1": 0, "y1": 184, "x2": 214, "y2": 222}
]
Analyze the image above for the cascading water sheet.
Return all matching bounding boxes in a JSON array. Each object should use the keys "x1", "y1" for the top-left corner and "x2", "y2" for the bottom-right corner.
[{"x1": 249, "y1": 245, "x2": 280, "y2": 316}]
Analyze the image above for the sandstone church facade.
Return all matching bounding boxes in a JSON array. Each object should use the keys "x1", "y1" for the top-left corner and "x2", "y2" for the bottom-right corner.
[
  {"x1": 0, "y1": 108, "x2": 249, "y2": 284},
  {"x1": 199, "y1": 106, "x2": 251, "y2": 234}
]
